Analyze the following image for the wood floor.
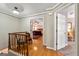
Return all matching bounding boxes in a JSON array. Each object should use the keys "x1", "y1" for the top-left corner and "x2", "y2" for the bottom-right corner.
[{"x1": 28, "y1": 36, "x2": 64, "y2": 56}]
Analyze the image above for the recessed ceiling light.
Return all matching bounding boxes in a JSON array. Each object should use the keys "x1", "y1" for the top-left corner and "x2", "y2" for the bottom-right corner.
[{"x1": 13, "y1": 10, "x2": 19, "y2": 15}]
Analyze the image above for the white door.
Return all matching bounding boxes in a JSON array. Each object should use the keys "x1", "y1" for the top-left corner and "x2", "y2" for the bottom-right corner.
[{"x1": 57, "y1": 13, "x2": 68, "y2": 50}]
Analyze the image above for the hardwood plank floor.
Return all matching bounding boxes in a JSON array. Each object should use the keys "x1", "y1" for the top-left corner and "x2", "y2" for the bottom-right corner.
[{"x1": 28, "y1": 36, "x2": 64, "y2": 56}]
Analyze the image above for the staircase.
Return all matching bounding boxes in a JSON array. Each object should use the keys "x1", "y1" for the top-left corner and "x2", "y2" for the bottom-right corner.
[{"x1": 8, "y1": 32, "x2": 32, "y2": 56}]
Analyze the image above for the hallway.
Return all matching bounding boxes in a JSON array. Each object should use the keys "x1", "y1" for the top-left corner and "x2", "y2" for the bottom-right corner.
[{"x1": 0, "y1": 3, "x2": 78, "y2": 56}]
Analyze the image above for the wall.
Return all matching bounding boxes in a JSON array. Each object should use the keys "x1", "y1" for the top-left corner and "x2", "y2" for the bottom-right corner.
[
  {"x1": 0, "y1": 13, "x2": 21, "y2": 49},
  {"x1": 20, "y1": 17, "x2": 30, "y2": 33},
  {"x1": 44, "y1": 13, "x2": 55, "y2": 49}
]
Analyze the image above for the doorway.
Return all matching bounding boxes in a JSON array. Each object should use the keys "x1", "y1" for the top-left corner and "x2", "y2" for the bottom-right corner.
[
  {"x1": 56, "y1": 4, "x2": 77, "y2": 56},
  {"x1": 30, "y1": 17, "x2": 44, "y2": 39},
  {"x1": 30, "y1": 17, "x2": 44, "y2": 46}
]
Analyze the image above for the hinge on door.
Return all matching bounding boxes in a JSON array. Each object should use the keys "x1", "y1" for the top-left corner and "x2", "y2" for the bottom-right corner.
[
  {"x1": 56, "y1": 43, "x2": 58, "y2": 45},
  {"x1": 56, "y1": 29, "x2": 57, "y2": 32},
  {"x1": 56, "y1": 15, "x2": 58, "y2": 19}
]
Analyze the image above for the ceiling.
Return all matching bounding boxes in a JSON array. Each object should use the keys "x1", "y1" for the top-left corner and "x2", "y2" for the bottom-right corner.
[
  {"x1": 58, "y1": 4, "x2": 75, "y2": 18},
  {"x1": 0, "y1": 3, "x2": 57, "y2": 18}
]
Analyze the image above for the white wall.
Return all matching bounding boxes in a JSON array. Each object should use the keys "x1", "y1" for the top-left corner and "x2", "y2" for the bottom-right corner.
[
  {"x1": 20, "y1": 17, "x2": 31, "y2": 33},
  {"x1": 0, "y1": 13, "x2": 21, "y2": 49},
  {"x1": 44, "y1": 13, "x2": 55, "y2": 50}
]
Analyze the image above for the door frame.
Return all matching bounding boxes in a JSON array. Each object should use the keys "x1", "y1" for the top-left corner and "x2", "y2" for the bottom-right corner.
[
  {"x1": 56, "y1": 13, "x2": 68, "y2": 50},
  {"x1": 30, "y1": 17, "x2": 45, "y2": 44}
]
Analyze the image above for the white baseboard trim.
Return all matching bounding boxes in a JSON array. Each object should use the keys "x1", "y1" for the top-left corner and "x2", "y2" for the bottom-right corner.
[
  {"x1": 9, "y1": 50, "x2": 22, "y2": 56},
  {"x1": 46, "y1": 46, "x2": 56, "y2": 50}
]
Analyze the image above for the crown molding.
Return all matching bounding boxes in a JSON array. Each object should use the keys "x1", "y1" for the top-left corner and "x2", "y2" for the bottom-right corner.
[{"x1": 21, "y1": 3, "x2": 74, "y2": 19}]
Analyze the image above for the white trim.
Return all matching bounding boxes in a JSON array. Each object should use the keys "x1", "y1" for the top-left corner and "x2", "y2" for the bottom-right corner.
[
  {"x1": 9, "y1": 50, "x2": 22, "y2": 56},
  {"x1": 46, "y1": 46, "x2": 56, "y2": 50},
  {"x1": 75, "y1": 4, "x2": 78, "y2": 56},
  {"x1": 42, "y1": 17, "x2": 45, "y2": 46},
  {"x1": 46, "y1": 3, "x2": 61, "y2": 11},
  {"x1": 55, "y1": 4, "x2": 73, "y2": 12},
  {"x1": 54, "y1": 12, "x2": 57, "y2": 51}
]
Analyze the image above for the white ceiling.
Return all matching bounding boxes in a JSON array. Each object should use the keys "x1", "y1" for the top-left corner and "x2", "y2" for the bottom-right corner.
[
  {"x1": 58, "y1": 4, "x2": 75, "y2": 18},
  {"x1": 0, "y1": 3, "x2": 57, "y2": 18}
]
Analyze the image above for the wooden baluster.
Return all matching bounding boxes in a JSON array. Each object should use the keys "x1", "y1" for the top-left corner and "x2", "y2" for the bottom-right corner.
[
  {"x1": 19, "y1": 35, "x2": 21, "y2": 55},
  {"x1": 19, "y1": 35, "x2": 22, "y2": 55},
  {"x1": 22, "y1": 35, "x2": 24, "y2": 56},
  {"x1": 11, "y1": 35, "x2": 13, "y2": 49},
  {"x1": 12, "y1": 35, "x2": 13, "y2": 50},
  {"x1": 14, "y1": 34, "x2": 16, "y2": 50},
  {"x1": 8, "y1": 33, "x2": 11, "y2": 49},
  {"x1": 17, "y1": 35, "x2": 20, "y2": 55},
  {"x1": 22, "y1": 35, "x2": 24, "y2": 55},
  {"x1": 26, "y1": 35, "x2": 29, "y2": 56},
  {"x1": 24, "y1": 36, "x2": 26, "y2": 56},
  {"x1": 22, "y1": 35, "x2": 23, "y2": 55},
  {"x1": 23, "y1": 35, "x2": 25, "y2": 56},
  {"x1": 21, "y1": 35, "x2": 23, "y2": 55},
  {"x1": 11, "y1": 34, "x2": 12, "y2": 49},
  {"x1": 13, "y1": 35, "x2": 14, "y2": 50},
  {"x1": 24, "y1": 35, "x2": 26, "y2": 56},
  {"x1": 15, "y1": 34, "x2": 17, "y2": 51},
  {"x1": 13, "y1": 34, "x2": 14, "y2": 49}
]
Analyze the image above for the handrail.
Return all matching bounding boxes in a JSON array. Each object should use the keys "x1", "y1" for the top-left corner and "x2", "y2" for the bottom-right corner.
[{"x1": 9, "y1": 33, "x2": 27, "y2": 36}]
